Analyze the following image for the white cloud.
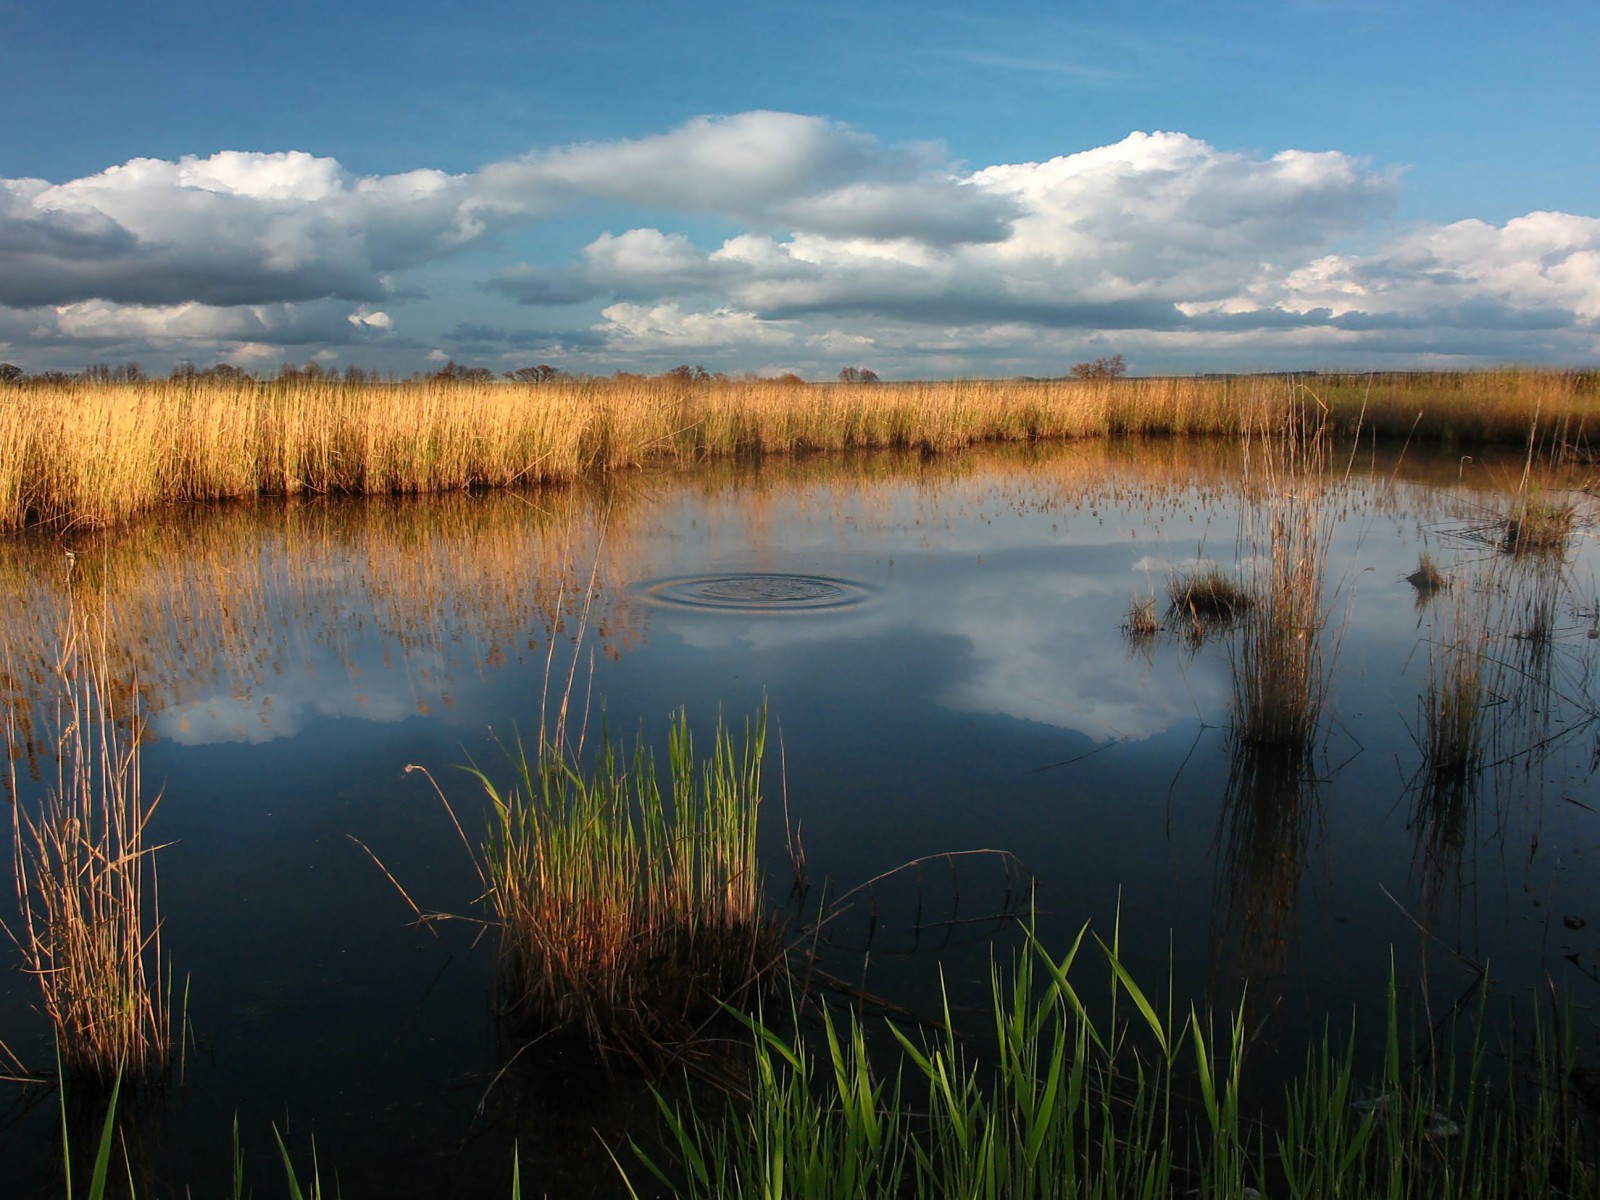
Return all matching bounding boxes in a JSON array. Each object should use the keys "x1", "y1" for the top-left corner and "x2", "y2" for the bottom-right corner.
[
  {"x1": 2, "y1": 151, "x2": 477, "y2": 308},
  {"x1": 596, "y1": 302, "x2": 795, "y2": 351},
  {"x1": 4, "y1": 115, "x2": 1598, "y2": 372},
  {"x1": 475, "y1": 111, "x2": 1015, "y2": 244}
]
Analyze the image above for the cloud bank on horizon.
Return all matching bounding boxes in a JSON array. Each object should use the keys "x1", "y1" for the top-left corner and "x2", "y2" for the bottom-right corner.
[{"x1": 3, "y1": 110, "x2": 1597, "y2": 377}]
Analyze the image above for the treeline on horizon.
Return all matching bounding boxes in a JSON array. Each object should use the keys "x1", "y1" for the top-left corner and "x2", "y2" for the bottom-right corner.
[{"x1": 7, "y1": 351, "x2": 1595, "y2": 389}]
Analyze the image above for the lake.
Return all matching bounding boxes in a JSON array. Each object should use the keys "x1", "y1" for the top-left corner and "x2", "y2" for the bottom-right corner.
[{"x1": 3, "y1": 438, "x2": 1598, "y2": 1196}]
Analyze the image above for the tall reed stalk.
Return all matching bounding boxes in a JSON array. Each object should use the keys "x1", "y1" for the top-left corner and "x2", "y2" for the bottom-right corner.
[{"x1": 4, "y1": 619, "x2": 169, "y2": 1082}]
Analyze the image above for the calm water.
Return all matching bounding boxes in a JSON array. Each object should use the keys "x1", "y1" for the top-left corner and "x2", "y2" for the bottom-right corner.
[{"x1": 3, "y1": 440, "x2": 1599, "y2": 1196}]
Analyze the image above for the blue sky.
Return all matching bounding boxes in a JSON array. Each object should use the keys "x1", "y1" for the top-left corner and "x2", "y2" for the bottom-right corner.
[{"x1": 3, "y1": 0, "x2": 1596, "y2": 377}]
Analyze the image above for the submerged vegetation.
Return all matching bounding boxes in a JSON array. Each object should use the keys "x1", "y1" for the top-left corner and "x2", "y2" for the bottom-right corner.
[{"x1": 1, "y1": 367, "x2": 1597, "y2": 531}]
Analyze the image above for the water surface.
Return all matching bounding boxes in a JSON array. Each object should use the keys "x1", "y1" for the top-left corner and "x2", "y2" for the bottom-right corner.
[{"x1": 3, "y1": 440, "x2": 1598, "y2": 1196}]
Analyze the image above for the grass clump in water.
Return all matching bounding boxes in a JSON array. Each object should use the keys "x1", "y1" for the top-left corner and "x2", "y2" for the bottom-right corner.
[
  {"x1": 4, "y1": 621, "x2": 169, "y2": 1084},
  {"x1": 1501, "y1": 497, "x2": 1577, "y2": 557},
  {"x1": 1231, "y1": 407, "x2": 1341, "y2": 753},
  {"x1": 413, "y1": 706, "x2": 785, "y2": 1061},
  {"x1": 1405, "y1": 550, "x2": 1449, "y2": 596},
  {"x1": 1167, "y1": 563, "x2": 1253, "y2": 626},
  {"x1": 1121, "y1": 593, "x2": 1160, "y2": 642}
]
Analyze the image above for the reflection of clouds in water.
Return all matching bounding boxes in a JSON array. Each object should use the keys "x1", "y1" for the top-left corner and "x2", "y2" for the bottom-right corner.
[
  {"x1": 657, "y1": 553, "x2": 1229, "y2": 743},
  {"x1": 934, "y1": 568, "x2": 1226, "y2": 742},
  {"x1": 153, "y1": 647, "x2": 445, "y2": 745}
]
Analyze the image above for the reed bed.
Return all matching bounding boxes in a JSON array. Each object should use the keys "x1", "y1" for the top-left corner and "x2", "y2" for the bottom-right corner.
[
  {"x1": 411, "y1": 706, "x2": 785, "y2": 1059},
  {"x1": 1230, "y1": 421, "x2": 1340, "y2": 751},
  {"x1": 3, "y1": 369, "x2": 1596, "y2": 531},
  {"x1": 624, "y1": 925, "x2": 1597, "y2": 1200},
  {"x1": 3, "y1": 620, "x2": 169, "y2": 1083}
]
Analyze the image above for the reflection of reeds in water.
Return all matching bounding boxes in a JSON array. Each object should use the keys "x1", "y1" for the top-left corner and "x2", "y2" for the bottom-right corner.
[
  {"x1": 1216, "y1": 742, "x2": 1319, "y2": 980},
  {"x1": 415, "y1": 707, "x2": 784, "y2": 1060},
  {"x1": 4, "y1": 620, "x2": 168, "y2": 1081},
  {"x1": 0, "y1": 439, "x2": 1587, "y2": 766},
  {"x1": 1421, "y1": 578, "x2": 1493, "y2": 783}
]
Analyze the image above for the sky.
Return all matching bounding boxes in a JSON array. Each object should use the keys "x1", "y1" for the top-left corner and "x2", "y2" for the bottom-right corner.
[{"x1": 2, "y1": 0, "x2": 1597, "y2": 379}]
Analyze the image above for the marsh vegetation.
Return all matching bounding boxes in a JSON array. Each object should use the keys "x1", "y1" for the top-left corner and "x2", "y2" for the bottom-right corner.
[{"x1": 1, "y1": 367, "x2": 1596, "y2": 531}]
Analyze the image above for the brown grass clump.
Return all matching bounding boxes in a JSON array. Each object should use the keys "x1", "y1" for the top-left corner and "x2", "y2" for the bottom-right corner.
[
  {"x1": 3, "y1": 621, "x2": 169, "y2": 1082},
  {"x1": 1167, "y1": 564, "x2": 1253, "y2": 625},
  {"x1": 1122, "y1": 593, "x2": 1160, "y2": 640},
  {"x1": 1500, "y1": 497, "x2": 1576, "y2": 557},
  {"x1": 1404, "y1": 551, "x2": 1448, "y2": 595}
]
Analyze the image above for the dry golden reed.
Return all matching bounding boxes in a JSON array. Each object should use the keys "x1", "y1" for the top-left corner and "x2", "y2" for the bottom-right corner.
[
  {"x1": 3, "y1": 618, "x2": 169, "y2": 1082},
  {"x1": 3, "y1": 368, "x2": 1595, "y2": 530}
]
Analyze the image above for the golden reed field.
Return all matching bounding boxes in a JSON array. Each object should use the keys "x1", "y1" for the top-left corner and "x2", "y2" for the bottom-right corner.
[{"x1": 0, "y1": 369, "x2": 1595, "y2": 530}]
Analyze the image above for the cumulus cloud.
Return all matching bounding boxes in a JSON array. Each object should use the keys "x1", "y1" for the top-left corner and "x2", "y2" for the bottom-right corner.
[
  {"x1": 4, "y1": 114, "x2": 1599, "y2": 371},
  {"x1": 475, "y1": 111, "x2": 1016, "y2": 244},
  {"x1": 1, "y1": 151, "x2": 479, "y2": 308}
]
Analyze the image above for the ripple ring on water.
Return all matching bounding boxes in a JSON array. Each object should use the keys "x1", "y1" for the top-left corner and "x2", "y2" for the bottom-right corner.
[{"x1": 631, "y1": 572, "x2": 872, "y2": 613}]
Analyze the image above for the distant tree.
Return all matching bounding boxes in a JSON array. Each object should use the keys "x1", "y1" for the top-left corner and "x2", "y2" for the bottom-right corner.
[
  {"x1": 1069, "y1": 354, "x2": 1127, "y2": 381},
  {"x1": 838, "y1": 366, "x2": 880, "y2": 384},
  {"x1": 199, "y1": 362, "x2": 249, "y2": 381},
  {"x1": 81, "y1": 362, "x2": 145, "y2": 383},
  {"x1": 506, "y1": 364, "x2": 563, "y2": 383},
  {"x1": 0, "y1": 362, "x2": 26, "y2": 383},
  {"x1": 429, "y1": 360, "x2": 495, "y2": 382},
  {"x1": 170, "y1": 361, "x2": 199, "y2": 382},
  {"x1": 773, "y1": 372, "x2": 807, "y2": 386},
  {"x1": 281, "y1": 360, "x2": 329, "y2": 381},
  {"x1": 664, "y1": 364, "x2": 711, "y2": 382}
]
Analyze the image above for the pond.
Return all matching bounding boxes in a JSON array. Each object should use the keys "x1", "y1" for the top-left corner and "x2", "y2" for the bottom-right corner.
[{"x1": 3, "y1": 438, "x2": 1599, "y2": 1196}]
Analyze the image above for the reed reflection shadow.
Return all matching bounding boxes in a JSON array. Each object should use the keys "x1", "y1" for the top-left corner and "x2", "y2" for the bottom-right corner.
[{"x1": 1213, "y1": 739, "x2": 1322, "y2": 988}]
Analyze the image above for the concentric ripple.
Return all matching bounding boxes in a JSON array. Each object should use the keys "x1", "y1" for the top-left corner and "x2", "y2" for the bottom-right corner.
[{"x1": 632, "y1": 572, "x2": 872, "y2": 613}]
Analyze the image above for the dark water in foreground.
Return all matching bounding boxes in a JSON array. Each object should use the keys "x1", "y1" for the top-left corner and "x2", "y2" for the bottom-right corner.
[{"x1": 3, "y1": 440, "x2": 1599, "y2": 1196}]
